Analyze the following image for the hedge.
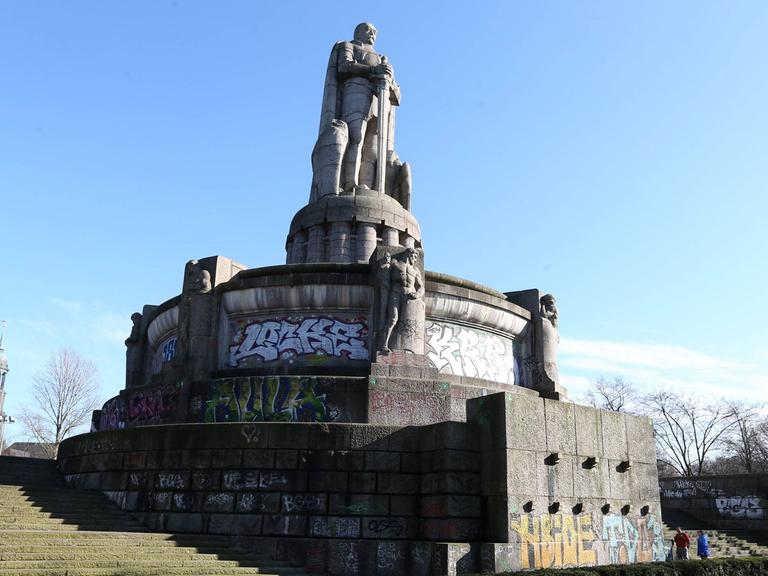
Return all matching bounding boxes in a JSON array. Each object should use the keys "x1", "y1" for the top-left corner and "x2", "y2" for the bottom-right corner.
[{"x1": 473, "y1": 557, "x2": 768, "y2": 576}]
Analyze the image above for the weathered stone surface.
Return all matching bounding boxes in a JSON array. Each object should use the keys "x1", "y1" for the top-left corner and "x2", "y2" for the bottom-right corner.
[
  {"x1": 601, "y1": 411, "x2": 629, "y2": 461},
  {"x1": 544, "y1": 399, "x2": 576, "y2": 454},
  {"x1": 625, "y1": 413, "x2": 656, "y2": 464},
  {"x1": 574, "y1": 404, "x2": 604, "y2": 457}
]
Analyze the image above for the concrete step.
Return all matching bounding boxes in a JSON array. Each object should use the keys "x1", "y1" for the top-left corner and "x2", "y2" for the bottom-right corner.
[
  {"x1": 0, "y1": 559, "x2": 256, "y2": 568},
  {"x1": 0, "y1": 530, "x2": 232, "y2": 542},
  {"x1": 0, "y1": 550, "x2": 234, "y2": 559},
  {"x1": 0, "y1": 569, "x2": 272, "y2": 575},
  {"x1": 0, "y1": 456, "x2": 311, "y2": 576}
]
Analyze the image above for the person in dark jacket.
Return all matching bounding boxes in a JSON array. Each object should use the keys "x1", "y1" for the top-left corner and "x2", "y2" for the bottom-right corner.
[
  {"x1": 674, "y1": 527, "x2": 691, "y2": 559},
  {"x1": 697, "y1": 530, "x2": 710, "y2": 559}
]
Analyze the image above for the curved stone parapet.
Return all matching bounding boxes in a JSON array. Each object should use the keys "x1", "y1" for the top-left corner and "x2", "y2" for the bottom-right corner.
[
  {"x1": 426, "y1": 271, "x2": 530, "y2": 338},
  {"x1": 285, "y1": 191, "x2": 422, "y2": 264},
  {"x1": 146, "y1": 305, "x2": 179, "y2": 348}
]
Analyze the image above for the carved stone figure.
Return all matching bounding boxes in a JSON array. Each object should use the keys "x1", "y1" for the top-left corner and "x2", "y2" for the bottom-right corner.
[
  {"x1": 310, "y1": 119, "x2": 349, "y2": 201},
  {"x1": 378, "y1": 248, "x2": 425, "y2": 354},
  {"x1": 316, "y1": 22, "x2": 403, "y2": 195},
  {"x1": 125, "y1": 312, "x2": 142, "y2": 346},
  {"x1": 385, "y1": 151, "x2": 412, "y2": 210},
  {"x1": 125, "y1": 312, "x2": 143, "y2": 388},
  {"x1": 539, "y1": 293, "x2": 559, "y2": 384},
  {"x1": 185, "y1": 260, "x2": 212, "y2": 294},
  {"x1": 375, "y1": 251, "x2": 393, "y2": 347}
]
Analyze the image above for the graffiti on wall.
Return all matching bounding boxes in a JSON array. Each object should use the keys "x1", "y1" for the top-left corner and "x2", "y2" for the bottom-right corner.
[
  {"x1": 98, "y1": 396, "x2": 126, "y2": 431},
  {"x1": 715, "y1": 496, "x2": 764, "y2": 519},
  {"x1": 203, "y1": 376, "x2": 339, "y2": 423},
  {"x1": 228, "y1": 316, "x2": 369, "y2": 367},
  {"x1": 152, "y1": 335, "x2": 178, "y2": 374},
  {"x1": 601, "y1": 514, "x2": 666, "y2": 565},
  {"x1": 126, "y1": 382, "x2": 179, "y2": 426},
  {"x1": 661, "y1": 478, "x2": 724, "y2": 499},
  {"x1": 660, "y1": 478, "x2": 765, "y2": 520},
  {"x1": 426, "y1": 322, "x2": 516, "y2": 384},
  {"x1": 509, "y1": 512, "x2": 665, "y2": 569}
]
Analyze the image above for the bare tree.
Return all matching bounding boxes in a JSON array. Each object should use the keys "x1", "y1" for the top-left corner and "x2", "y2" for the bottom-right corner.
[
  {"x1": 20, "y1": 348, "x2": 99, "y2": 457},
  {"x1": 721, "y1": 400, "x2": 768, "y2": 473},
  {"x1": 642, "y1": 390, "x2": 737, "y2": 477},
  {"x1": 584, "y1": 375, "x2": 638, "y2": 413}
]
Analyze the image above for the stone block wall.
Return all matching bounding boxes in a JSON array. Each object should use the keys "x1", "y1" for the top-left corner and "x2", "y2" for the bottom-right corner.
[
  {"x1": 59, "y1": 421, "x2": 482, "y2": 543},
  {"x1": 468, "y1": 393, "x2": 665, "y2": 570},
  {"x1": 64, "y1": 392, "x2": 664, "y2": 574},
  {"x1": 660, "y1": 474, "x2": 768, "y2": 531}
]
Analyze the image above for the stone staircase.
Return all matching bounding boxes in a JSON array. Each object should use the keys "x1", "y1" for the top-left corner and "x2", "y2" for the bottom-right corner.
[
  {"x1": 661, "y1": 508, "x2": 768, "y2": 559},
  {"x1": 0, "y1": 455, "x2": 309, "y2": 575}
]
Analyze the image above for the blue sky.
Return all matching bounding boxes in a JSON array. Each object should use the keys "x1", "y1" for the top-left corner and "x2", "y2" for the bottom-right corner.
[{"x1": 1, "y1": 1, "x2": 767, "y2": 443}]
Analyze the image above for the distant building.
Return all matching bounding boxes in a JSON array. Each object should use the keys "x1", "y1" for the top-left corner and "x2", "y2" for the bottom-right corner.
[{"x1": 4, "y1": 442, "x2": 56, "y2": 459}]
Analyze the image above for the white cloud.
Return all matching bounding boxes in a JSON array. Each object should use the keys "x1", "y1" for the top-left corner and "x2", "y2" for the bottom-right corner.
[
  {"x1": 49, "y1": 297, "x2": 85, "y2": 312},
  {"x1": 559, "y1": 337, "x2": 768, "y2": 403}
]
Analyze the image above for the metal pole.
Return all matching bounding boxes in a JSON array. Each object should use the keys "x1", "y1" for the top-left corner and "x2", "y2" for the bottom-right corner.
[
  {"x1": 376, "y1": 56, "x2": 390, "y2": 193},
  {"x1": 0, "y1": 320, "x2": 9, "y2": 454}
]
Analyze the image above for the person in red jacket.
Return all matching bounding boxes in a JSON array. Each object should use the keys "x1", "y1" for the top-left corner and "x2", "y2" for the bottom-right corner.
[{"x1": 674, "y1": 527, "x2": 691, "y2": 559}]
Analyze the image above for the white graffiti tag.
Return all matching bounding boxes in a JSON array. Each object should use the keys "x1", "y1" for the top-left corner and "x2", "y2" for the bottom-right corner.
[
  {"x1": 229, "y1": 317, "x2": 369, "y2": 366},
  {"x1": 426, "y1": 322, "x2": 516, "y2": 384},
  {"x1": 715, "y1": 496, "x2": 764, "y2": 519}
]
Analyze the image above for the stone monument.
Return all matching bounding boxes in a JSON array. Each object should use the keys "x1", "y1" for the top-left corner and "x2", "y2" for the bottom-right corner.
[{"x1": 63, "y1": 23, "x2": 663, "y2": 575}]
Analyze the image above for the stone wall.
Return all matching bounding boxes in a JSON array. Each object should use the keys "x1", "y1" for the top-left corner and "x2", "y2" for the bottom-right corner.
[
  {"x1": 59, "y1": 421, "x2": 482, "y2": 543},
  {"x1": 65, "y1": 392, "x2": 664, "y2": 574},
  {"x1": 112, "y1": 262, "x2": 538, "y2": 433},
  {"x1": 470, "y1": 393, "x2": 665, "y2": 570},
  {"x1": 660, "y1": 475, "x2": 768, "y2": 531}
]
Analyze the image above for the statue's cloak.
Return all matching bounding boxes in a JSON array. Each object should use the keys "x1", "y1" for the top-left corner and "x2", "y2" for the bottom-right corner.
[{"x1": 318, "y1": 42, "x2": 344, "y2": 136}]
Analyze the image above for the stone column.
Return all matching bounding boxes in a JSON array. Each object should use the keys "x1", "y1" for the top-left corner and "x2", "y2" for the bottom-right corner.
[
  {"x1": 288, "y1": 230, "x2": 307, "y2": 264},
  {"x1": 403, "y1": 235, "x2": 415, "y2": 249},
  {"x1": 329, "y1": 222, "x2": 352, "y2": 263},
  {"x1": 356, "y1": 223, "x2": 377, "y2": 263},
  {"x1": 306, "y1": 225, "x2": 325, "y2": 263},
  {"x1": 382, "y1": 227, "x2": 399, "y2": 246}
]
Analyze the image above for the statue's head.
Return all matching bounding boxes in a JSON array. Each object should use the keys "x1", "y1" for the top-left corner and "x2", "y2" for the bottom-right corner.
[
  {"x1": 540, "y1": 293, "x2": 557, "y2": 313},
  {"x1": 353, "y1": 22, "x2": 377, "y2": 46},
  {"x1": 130, "y1": 312, "x2": 142, "y2": 324},
  {"x1": 405, "y1": 247, "x2": 419, "y2": 265}
]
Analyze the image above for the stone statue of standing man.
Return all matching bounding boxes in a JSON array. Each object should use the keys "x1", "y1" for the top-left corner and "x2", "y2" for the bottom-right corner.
[
  {"x1": 311, "y1": 23, "x2": 410, "y2": 203},
  {"x1": 376, "y1": 248, "x2": 425, "y2": 354}
]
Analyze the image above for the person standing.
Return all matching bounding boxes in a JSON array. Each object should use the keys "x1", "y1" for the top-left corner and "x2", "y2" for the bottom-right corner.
[
  {"x1": 674, "y1": 527, "x2": 691, "y2": 560},
  {"x1": 697, "y1": 530, "x2": 710, "y2": 559}
]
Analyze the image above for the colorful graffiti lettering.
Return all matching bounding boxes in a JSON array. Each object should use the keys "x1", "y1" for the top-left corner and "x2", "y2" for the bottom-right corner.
[
  {"x1": 602, "y1": 514, "x2": 666, "y2": 564},
  {"x1": 426, "y1": 322, "x2": 516, "y2": 384},
  {"x1": 98, "y1": 396, "x2": 126, "y2": 431},
  {"x1": 509, "y1": 513, "x2": 665, "y2": 569},
  {"x1": 510, "y1": 513, "x2": 596, "y2": 569},
  {"x1": 162, "y1": 337, "x2": 177, "y2": 362},
  {"x1": 126, "y1": 382, "x2": 178, "y2": 425},
  {"x1": 228, "y1": 316, "x2": 369, "y2": 367},
  {"x1": 152, "y1": 334, "x2": 178, "y2": 374},
  {"x1": 203, "y1": 376, "x2": 338, "y2": 423}
]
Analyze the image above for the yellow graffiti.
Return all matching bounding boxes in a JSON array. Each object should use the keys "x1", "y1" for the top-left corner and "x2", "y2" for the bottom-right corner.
[{"x1": 510, "y1": 513, "x2": 596, "y2": 569}]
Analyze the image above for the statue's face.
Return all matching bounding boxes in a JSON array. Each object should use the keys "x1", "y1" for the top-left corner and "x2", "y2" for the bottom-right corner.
[{"x1": 354, "y1": 23, "x2": 377, "y2": 46}]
